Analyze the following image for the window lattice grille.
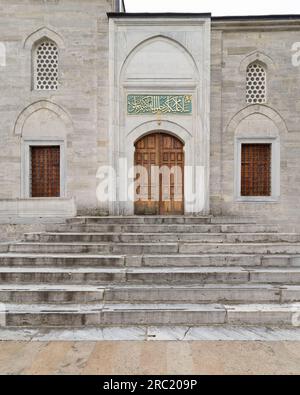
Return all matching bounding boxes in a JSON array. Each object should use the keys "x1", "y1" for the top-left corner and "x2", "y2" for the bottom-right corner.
[
  {"x1": 246, "y1": 63, "x2": 266, "y2": 104},
  {"x1": 35, "y1": 40, "x2": 58, "y2": 90}
]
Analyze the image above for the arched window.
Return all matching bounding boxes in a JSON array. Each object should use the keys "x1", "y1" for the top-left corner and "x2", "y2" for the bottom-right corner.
[
  {"x1": 33, "y1": 39, "x2": 58, "y2": 90},
  {"x1": 246, "y1": 62, "x2": 266, "y2": 104}
]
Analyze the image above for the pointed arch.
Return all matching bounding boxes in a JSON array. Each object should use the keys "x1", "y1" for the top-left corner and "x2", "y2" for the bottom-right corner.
[
  {"x1": 24, "y1": 27, "x2": 63, "y2": 91},
  {"x1": 127, "y1": 120, "x2": 192, "y2": 145},
  {"x1": 226, "y1": 104, "x2": 288, "y2": 136},
  {"x1": 240, "y1": 51, "x2": 275, "y2": 74},
  {"x1": 229, "y1": 105, "x2": 283, "y2": 202},
  {"x1": 14, "y1": 100, "x2": 73, "y2": 136},
  {"x1": 23, "y1": 26, "x2": 65, "y2": 50},
  {"x1": 120, "y1": 34, "x2": 199, "y2": 80},
  {"x1": 240, "y1": 52, "x2": 275, "y2": 105}
]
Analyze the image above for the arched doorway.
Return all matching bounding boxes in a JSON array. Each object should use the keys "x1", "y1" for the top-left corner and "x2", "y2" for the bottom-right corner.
[{"x1": 134, "y1": 132, "x2": 184, "y2": 215}]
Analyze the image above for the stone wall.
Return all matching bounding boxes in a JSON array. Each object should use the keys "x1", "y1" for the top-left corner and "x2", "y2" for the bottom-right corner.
[
  {"x1": 211, "y1": 18, "x2": 300, "y2": 227},
  {"x1": 0, "y1": 217, "x2": 66, "y2": 243},
  {"x1": 0, "y1": 0, "x2": 114, "y2": 215},
  {"x1": 1, "y1": 7, "x2": 300, "y2": 228},
  {"x1": 0, "y1": 223, "x2": 44, "y2": 243}
]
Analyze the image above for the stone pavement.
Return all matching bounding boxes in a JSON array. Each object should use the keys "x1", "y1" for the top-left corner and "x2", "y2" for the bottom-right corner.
[
  {"x1": 0, "y1": 340, "x2": 300, "y2": 375},
  {"x1": 0, "y1": 326, "x2": 299, "y2": 375}
]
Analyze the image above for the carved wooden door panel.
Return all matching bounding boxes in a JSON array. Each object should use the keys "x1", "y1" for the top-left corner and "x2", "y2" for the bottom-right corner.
[
  {"x1": 160, "y1": 134, "x2": 184, "y2": 215},
  {"x1": 31, "y1": 146, "x2": 60, "y2": 198},
  {"x1": 241, "y1": 144, "x2": 271, "y2": 197},
  {"x1": 134, "y1": 134, "x2": 159, "y2": 215},
  {"x1": 134, "y1": 133, "x2": 184, "y2": 215}
]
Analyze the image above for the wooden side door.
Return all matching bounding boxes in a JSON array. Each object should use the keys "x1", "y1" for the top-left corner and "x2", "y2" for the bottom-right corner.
[
  {"x1": 31, "y1": 146, "x2": 60, "y2": 198},
  {"x1": 134, "y1": 132, "x2": 184, "y2": 215},
  {"x1": 241, "y1": 144, "x2": 271, "y2": 197}
]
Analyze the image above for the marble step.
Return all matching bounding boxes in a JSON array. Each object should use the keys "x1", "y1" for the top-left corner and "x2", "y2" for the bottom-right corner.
[
  {"x1": 1, "y1": 251, "x2": 300, "y2": 268},
  {"x1": 24, "y1": 233, "x2": 299, "y2": 244},
  {"x1": 1, "y1": 284, "x2": 298, "y2": 304},
  {"x1": 45, "y1": 224, "x2": 279, "y2": 234},
  {"x1": 66, "y1": 216, "x2": 213, "y2": 225},
  {"x1": 12, "y1": 242, "x2": 180, "y2": 255},
  {"x1": 0, "y1": 284, "x2": 105, "y2": 303},
  {"x1": 2, "y1": 303, "x2": 300, "y2": 327},
  {"x1": 66, "y1": 216, "x2": 258, "y2": 225},
  {"x1": 142, "y1": 254, "x2": 300, "y2": 267},
  {"x1": 179, "y1": 243, "x2": 300, "y2": 254},
  {"x1": 17, "y1": 239, "x2": 300, "y2": 255},
  {"x1": 0, "y1": 253, "x2": 126, "y2": 267},
  {"x1": 104, "y1": 284, "x2": 300, "y2": 304},
  {"x1": 1, "y1": 266, "x2": 300, "y2": 285}
]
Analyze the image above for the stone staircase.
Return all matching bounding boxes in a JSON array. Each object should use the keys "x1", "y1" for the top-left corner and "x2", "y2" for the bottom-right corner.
[{"x1": 0, "y1": 216, "x2": 300, "y2": 328}]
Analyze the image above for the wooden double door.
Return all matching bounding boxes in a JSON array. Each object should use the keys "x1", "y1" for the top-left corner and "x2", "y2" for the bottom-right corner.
[{"x1": 134, "y1": 132, "x2": 184, "y2": 215}]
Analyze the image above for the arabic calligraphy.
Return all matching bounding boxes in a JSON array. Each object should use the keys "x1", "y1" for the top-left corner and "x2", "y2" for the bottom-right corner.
[{"x1": 127, "y1": 95, "x2": 192, "y2": 115}]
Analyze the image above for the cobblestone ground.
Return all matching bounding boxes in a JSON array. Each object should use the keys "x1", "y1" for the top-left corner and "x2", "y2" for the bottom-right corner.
[{"x1": 0, "y1": 341, "x2": 300, "y2": 375}]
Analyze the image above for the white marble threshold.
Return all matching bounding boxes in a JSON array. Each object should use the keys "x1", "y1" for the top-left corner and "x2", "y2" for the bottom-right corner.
[{"x1": 1, "y1": 326, "x2": 300, "y2": 342}]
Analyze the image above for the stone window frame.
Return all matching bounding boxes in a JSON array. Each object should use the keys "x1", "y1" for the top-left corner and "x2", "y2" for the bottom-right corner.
[
  {"x1": 234, "y1": 137, "x2": 280, "y2": 203},
  {"x1": 240, "y1": 52, "x2": 276, "y2": 106},
  {"x1": 23, "y1": 27, "x2": 65, "y2": 92},
  {"x1": 21, "y1": 139, "x2": 66, "y2": 199}
]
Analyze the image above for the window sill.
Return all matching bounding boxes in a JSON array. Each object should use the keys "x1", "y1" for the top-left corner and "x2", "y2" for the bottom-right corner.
[{"x1": 235, "y1": 197, "x2": 280, "y2": 203}]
